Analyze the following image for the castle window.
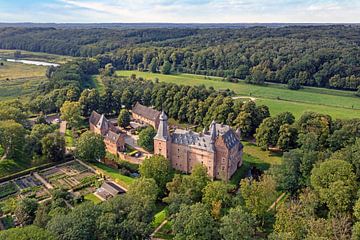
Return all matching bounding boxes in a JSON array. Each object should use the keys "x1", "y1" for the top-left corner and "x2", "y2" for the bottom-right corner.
[{"x1": 222, "y1": 166, "x2": 225, "y2": 171}]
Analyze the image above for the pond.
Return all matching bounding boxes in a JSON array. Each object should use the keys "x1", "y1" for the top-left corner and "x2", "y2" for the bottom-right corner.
[{"x1": 2, "y1": 58, "x2": 59, "y2": 67}]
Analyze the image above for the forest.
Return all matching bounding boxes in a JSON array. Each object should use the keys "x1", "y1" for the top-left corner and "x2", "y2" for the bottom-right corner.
[{"x1": 0, "y1": 25, "x2": 360, "y2": 90}]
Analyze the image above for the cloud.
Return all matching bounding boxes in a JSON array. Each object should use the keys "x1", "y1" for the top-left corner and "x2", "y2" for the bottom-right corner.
[{"x1": 0, "y1": 0, "x2": 359, "y2": 23}]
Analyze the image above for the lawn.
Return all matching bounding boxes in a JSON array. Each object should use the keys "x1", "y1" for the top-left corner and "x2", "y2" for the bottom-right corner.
[
  {"x1": 90, "y1": 161, "x2": 135, "y2": 188},
  {"x1": 84, "y1": 193, "x2": 102, "y2": 204},
  {"x1": 0, "y1": 61, "x2": 47, "y2": 101},
  {"x1": 230, "y1": 141, "x2": 282, "y2": 185},
  {"x1": 230, "y1": 153, "x2": 271, "y2": 185},
  {"x1": 242, "y1": 141, "x2": 282, "y2": 165},
  {"x1": 0, "y1": 158, "x2": 30, "y2": 179},
  {"x1": 116, "y1": 70, "x2": 360, "y2": 119},
  {"x1": 65, "y1": 129, "x2": 75, "y2": 147},
  {"x1": 89, "y1": 75, "x2": 105, "y2": 94}
]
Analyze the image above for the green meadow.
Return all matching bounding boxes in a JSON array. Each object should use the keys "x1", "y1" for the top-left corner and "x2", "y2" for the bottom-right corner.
[
  {"x1": 0, "y1": 61, "x2": 47, "y2": 101},
  {"x1": 116, "y1": 70, "x2": 360, "y2": 120}
]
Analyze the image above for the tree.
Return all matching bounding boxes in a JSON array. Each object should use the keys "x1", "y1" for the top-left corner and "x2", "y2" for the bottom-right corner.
[
  {"x1": 220, "y1": 206, "x2": 256, "y2": 240},
  {"x1": 0, "y1": 120, "x2": 26, "y2": 160},
  {"x1": 79, "y1": 89, "x2": 100, "y2": 117},
  {"x1": 240, "y1": 174, "x2": 278, "y2": 226},
  {"x1": 14, "y1": 198, "x2": 39, "y2": 226},
  {"x1": 277, "y1": 124, "x2": 298, "y2": 150},
  {"x1": 41, "y1": 132, "x2": 66, "y2": 162},
  {"x1": 149, "y1": 58, "x2": 158, "y2": 73},
  {"x1": 75, "y1": 131, "x2": 105, "y2": 162},
  {"x1": 0, "y1": 105, "x2": 28, "y2": 126},
  {"x1": 139, "y1": 155, "x2": 173, "y2": 194},
  {"x1": 121, "y1": 88, "x2": 133, "y2": 109},
  {"x1": 202, "y1": 181, "x2": 234, "y2": 218},
  {"x1": 310, "y1": 159, "x2": 357, "y2": 215},
  {"x1": 117, "y1": 109, "x2": 131, "y2": 128},
  {"x1": 60, "y1": 101, "x2": 83, "y2": 129},
  {"x1": 138, "y1": 126, "x2": 156, "y2": 152},
  {"x1": 0, "y1": 225, "x2": 56, "y2": 240},
  {"x1": 172, "y1": 203, "x2": 220, "y2": 240},
  {"x1": 272, "y1": 149, "x2": 302, "y2": 194},
  {"x1": 103, "y1": 63, "x2": 115, "y2": 76},
  {"x1": 287, "y1": 78, "x2": 301, "y2": 90},
  {"x1": 46, "y1": 202, "x2": 100, "y2": 240},
  {"x1": 164, "y1": 165, "x2": 210, "y2": 214},
  {"x1": 161, "y1": 61, "x2": 172, "y2": 75}
]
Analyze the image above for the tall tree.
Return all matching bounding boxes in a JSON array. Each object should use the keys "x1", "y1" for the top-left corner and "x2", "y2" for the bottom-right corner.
[
  {"x1": 310, "y1": 159, "x2": 357, "y2": 215},
  {"x1": 172, "y1": 203, "x2": 220, "y2": 240},
  {"x1": 139, "y1": 155, "x2": 174, "y2": 195},
  {"x1": 75, "y1": 131, "x2": 105, "y2": 162},
  {"x1": 138, "y1": 126, "x2": 156, "y2": 152},
  {"x1": 41, "y1": 132, "x2": 66, "y2": 162},
  {"x1": 117, "y1": 109, "x2": 131, "y2": 128},
  {"x1": 0, "y1": 120, "x2": 26, "y2": 160},
  {"x1": 60, "y1": 101, "x2": 83, "y2": 129},
  {"x1": 220, "y1": 206, "x2": 256, "y2": 240}
]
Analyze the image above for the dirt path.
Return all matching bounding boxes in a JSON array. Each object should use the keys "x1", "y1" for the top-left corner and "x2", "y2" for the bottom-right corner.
[
  {"x1": 33, "y1": 172, "x2": 54, "y2": 189},
  {"x1": 151, "y1": 220, "x2": 168, "y2": 240},
  {"x1": 232, "y1": 96, "x2": 257, "y2": 101},
  {"x1": 59, "y1": 121, "x2": 67, "y2": 136}
]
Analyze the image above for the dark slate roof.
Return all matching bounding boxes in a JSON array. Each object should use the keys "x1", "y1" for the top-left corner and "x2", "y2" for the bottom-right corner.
[
  {"x1": 171, "y1": 129, "x2": 214, "y2": 152},
  {"x1": 89, "y1": 111, "x2": 102, "y2": 125},
  {"x1": 170, "y1": 122, "x2": 242, "y2": 151},
  {"x1": 132, "y1": 102, "x2": 161, "y2": 121},
  {"x1": 215, "y1": 123, "x2": 242, "y2": 150},
  {"x1": 104, "y1": 130, "x2": 121, "y2": 143},
  {"x1": 101, "y1": 181, "x2": 126, "y2": 196}
]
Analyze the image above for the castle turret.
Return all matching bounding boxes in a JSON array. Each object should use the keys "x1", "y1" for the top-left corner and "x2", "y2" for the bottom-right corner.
[
  {"x1": 154, "y1": 111, "x2": 170, "y2": 158},
  {"x1": 210, "y1": 120, "x2": 217, "y2": 144}
]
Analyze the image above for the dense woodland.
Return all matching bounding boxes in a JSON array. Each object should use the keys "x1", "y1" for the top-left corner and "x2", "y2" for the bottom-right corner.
[{"x1": 1, "y1": 25, "x2": 360, "y2": 90}]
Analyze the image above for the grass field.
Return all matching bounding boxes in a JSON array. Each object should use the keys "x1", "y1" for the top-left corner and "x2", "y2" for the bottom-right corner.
[
  {"x1": 0, "y1": 61, "x2": 47, "y2": 100},
  {"x1": 116, "y1": 70, "x2": 360, "y2": 119}
]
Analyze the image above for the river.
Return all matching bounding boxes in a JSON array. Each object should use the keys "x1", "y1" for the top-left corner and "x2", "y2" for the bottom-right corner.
[{"x1": 2, "y1": 58, "x2": 59, "y2": 67}]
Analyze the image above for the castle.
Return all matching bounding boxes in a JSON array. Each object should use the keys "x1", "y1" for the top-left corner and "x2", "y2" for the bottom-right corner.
[
  {"x1": 154, "y1": 111, "x2": 243, "y2": 180},
  {"x1": 89, "y1": 111, "x2": 125, "y2": 155}
]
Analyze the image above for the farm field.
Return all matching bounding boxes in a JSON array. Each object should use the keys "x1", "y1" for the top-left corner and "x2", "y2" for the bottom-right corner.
[
  {"x1": 0, "y1": 61, "x2": 47, "y2": 100},
  {"x1": 116, "y1": 70, "x2": 360, "y2": 119}
]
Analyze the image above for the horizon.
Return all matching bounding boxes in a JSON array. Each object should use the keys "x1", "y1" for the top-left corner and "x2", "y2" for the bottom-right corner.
[{"x1": 1, "y1": 0, "x2": 360, "y2": 23}]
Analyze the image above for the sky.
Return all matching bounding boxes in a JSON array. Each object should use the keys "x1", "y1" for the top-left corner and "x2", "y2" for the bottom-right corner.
[{"x1": 0, "y1": 0, "x2": 359, "y2": 23}]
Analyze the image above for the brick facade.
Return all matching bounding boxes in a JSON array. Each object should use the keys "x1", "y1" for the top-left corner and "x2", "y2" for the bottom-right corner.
[
  {"x1": 89, "y1": 111, "x2": 125, "y2": 156},
  {"x1": 154, "y1": 112, "x2": 243, "y2": 180}
]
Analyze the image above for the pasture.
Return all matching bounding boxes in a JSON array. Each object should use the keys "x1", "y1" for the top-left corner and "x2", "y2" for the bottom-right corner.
[
  {"x1": 116, "y1": 70, "x2": 360, "y2": 119},
  {"x1": 0, "y1": 61, "x2": 47, "y2": 100}
]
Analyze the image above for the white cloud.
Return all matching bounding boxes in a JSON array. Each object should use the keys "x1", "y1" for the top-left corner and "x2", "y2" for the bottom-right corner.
[{"x1": 1, "y1": 0, "x2": 360, "y2": 23}]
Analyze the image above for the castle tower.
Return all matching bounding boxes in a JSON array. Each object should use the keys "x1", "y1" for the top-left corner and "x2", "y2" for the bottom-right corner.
[{"x1": 154, "y1": 111, "x2": 170, "y2": 158}]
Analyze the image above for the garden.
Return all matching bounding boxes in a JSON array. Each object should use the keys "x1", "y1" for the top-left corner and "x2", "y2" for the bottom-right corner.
[{"x1": 39, "y1": 161, "x2": 99, "y2": 191}]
